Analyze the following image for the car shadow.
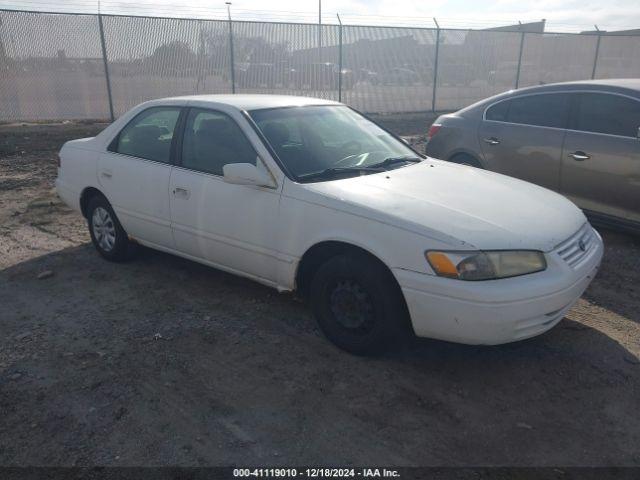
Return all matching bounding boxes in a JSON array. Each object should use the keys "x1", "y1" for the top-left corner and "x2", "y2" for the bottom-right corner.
[
  {"x1": 1, "y1": 242, "x2": 639, "y2": 466},
  {"x1": 582, "y1": 227, "x2": 640, "y2": 325}
]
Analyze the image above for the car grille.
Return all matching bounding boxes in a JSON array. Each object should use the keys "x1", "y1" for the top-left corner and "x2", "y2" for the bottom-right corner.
[{"x1": 554, "y1": 223, "x2": 595, "y2": 268}]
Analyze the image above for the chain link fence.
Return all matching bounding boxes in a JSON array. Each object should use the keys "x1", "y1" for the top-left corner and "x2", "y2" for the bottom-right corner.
[{"x1": 1, "y1": 9, "x2": 639, "y2": 121}]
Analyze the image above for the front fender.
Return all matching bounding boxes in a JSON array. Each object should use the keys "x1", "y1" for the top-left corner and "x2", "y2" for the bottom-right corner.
[{"x1": 275, "y1": 195, "x2": 457, "y2": 290}]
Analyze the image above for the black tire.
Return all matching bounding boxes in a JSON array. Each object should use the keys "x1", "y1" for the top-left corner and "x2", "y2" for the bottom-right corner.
[
  {"x1": 310, "y1": 253, "x2": 408, "y2": 355},
  {"x1": 449, "y1": 153, "x2": 483, "y2": 168},
  {"x1": 86, "y1": 194, "x2": 133, "y2": 262}
]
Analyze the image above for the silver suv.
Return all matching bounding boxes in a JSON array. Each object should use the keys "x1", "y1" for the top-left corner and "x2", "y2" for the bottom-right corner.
[{"x1": 425, "y1": 79, "x2": 640, "y2": 233}]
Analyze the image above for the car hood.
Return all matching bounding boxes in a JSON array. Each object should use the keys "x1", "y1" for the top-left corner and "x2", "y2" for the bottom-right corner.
[{"x1": 296, "y1": 159, "x2": 586, "y2": 252}]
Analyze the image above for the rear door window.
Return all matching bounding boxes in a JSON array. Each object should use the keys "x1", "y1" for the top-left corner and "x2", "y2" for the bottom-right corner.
[
  {"x1": 506, "y1": 93, "x2": 569, "y2": 128},
  {"x1": 570, "y1": 92, "x2": 640, "y2": 137},
  {"x1": 113, "y1": 107, "x2": 181, "y2": 163}
]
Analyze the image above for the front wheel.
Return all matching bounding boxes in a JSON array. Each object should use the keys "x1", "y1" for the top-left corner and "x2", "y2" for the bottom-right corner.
[
  {"x1": 87, "y1": 195, "x2": 133, "y2": 262},
  {"x1": 310, "y1": 253, "x2": 408, "y2": 355}
]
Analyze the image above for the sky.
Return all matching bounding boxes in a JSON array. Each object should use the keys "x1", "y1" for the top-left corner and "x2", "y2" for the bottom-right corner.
[
  {"x1": 2, "y1": 0, "x2": 640, "y2": 32},
  {"x1": 233, "y1": 0, "x2": 640, "y2": 31}
]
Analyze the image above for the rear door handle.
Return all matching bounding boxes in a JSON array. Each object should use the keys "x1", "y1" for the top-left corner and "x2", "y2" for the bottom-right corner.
[
  {"x1": 483, "y1": 137, "x2": 500, "y2": 145},
  {"x1": 100, "y1": 169, "x2": 113, "y2": 178},
  {"x1": 569, "y1": 151, "x2": 590, "y2": 161},
  {"x1": 173, "y1": 187, "x2": 190, "y2": 199}
]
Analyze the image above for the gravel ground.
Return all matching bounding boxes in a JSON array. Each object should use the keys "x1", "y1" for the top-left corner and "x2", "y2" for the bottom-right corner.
[{"x1": 1, "y1": 119, "x2": 639, "y2": 467}]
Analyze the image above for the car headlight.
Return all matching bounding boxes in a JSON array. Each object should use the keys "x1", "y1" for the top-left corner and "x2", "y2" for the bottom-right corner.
[{"x1": 426, "y1": 250, "x2": 546, "y2": 280}]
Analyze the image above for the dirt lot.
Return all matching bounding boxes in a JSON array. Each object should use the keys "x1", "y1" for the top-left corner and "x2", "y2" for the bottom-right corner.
[{"x1": 1, "y1": 120, "x2": 639, "y2": 467}]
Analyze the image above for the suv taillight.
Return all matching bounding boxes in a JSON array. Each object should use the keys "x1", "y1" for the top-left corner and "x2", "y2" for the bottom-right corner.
[{"x1": 427, "y1": 124, "x2": 441, "y2": 141}]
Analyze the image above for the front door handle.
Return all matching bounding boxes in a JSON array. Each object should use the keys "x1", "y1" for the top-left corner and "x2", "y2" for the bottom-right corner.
[
  {"x1": 100, "y1": 169, "x2": 113, "y2": 178},
  {"x1": 173, "y1": 187, "x2": 190, "y2": 199},
  {"x1": 483, "y1": 137, "x2": 500, "y2": 145},
  {"x1": 569, "y1": 151, "x2": 590, "y2": 161}
]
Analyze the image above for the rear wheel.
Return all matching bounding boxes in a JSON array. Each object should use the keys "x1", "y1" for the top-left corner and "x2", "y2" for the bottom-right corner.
[
  {"x1": 449, "y1": 153, "x2": 483, "y2": 168},
  {"x1": 87, "y1": 195, "x2": 133, "y2": 262},
  {"x1": 310, "y1": 253, "x2": 407, "y2": 355}
]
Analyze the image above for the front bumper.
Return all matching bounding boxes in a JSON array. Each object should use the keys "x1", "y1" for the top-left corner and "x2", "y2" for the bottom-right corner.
[{"x1": 394, "y1": 226, "x2": 603, "y2": 345}]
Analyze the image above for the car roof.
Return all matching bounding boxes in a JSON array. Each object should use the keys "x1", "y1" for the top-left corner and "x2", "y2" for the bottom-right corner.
[
  {"x1": 151, "y1": 94, "x2": 342, "y2": 111},
  {"x1": 458, "y1": 78, "x2": 640, "y2": 116},
  {"x1": 514, "y1": 78, "x2": 640, "y2": 94}
]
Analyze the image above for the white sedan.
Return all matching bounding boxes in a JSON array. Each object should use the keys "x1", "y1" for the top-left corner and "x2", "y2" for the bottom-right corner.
[{"x1": 56, "y1": 95, "x2": 603, "y2": 354}]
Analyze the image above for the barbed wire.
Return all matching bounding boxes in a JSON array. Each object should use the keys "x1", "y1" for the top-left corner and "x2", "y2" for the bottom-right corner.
[{"x1": 1, "y1": 0, "x2": 639, "y2": 32}]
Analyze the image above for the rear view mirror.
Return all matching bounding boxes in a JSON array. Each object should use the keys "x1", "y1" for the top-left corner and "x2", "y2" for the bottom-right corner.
[{"x1": 223, "y1": 161, "x2": 276, "y2": 188}]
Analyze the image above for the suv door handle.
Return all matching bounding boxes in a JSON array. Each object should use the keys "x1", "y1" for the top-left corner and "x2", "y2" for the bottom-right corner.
[
  {"x1": 569, "y1": 151, "x2": 590, "y2": 161},
  {"x1": 100, "y1": 169, "x2": 113, "y2": 178},
  {"x1": 483, "y1": 137, "x2": 500, "y2": 145},
  {"x1": 173, "y1": 187, "x2": 190, "y2": 199}
]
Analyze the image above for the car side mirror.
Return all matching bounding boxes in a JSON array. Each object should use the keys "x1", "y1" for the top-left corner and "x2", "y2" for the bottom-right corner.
[{"x1": 223, "y1": 161, "x2": 276, "y2": 188}]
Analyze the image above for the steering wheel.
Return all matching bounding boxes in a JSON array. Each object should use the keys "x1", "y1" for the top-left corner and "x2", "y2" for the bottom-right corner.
[
  {"x1": 333, "y1": 149, "x2": 393, "y2": 168},
  {"x1": 334, "y1": 153, "x2": 362, "y2": 167},
  {"x1": 331, "y1": 141, "x2": 363, "y2": 167},
  {"x1": 341, "y1": 140, "x2": 361, "y2": 155}
]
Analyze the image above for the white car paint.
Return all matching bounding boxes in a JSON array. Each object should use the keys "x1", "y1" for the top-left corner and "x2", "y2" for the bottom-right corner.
[{"x1": 56, "y1": 95, "x2": 603, "y2": 345}]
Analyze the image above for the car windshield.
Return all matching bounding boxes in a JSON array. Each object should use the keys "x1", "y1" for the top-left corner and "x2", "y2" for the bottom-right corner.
[{"x1": 249, "y1": 105, "x2": 422, "y2": 182}]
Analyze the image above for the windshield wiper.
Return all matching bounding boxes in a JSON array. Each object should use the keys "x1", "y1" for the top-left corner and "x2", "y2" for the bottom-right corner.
[
  {"x1": 367, "y1": 156, "x2": 422, "y2": 170},
  {"x1": 298, "y1": 166, "x2": 384, "y2": 182}
]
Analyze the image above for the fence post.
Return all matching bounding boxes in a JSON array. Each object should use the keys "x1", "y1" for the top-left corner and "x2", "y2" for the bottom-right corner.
[
  {"x1": 97, "y1": 13, "x2": 115, "y2": 122},
  {"x1": 226, "y1": 2, "x2": 235, "y2": 94},
  {"x1": 591, "y1": 26, "x2": 601, "y2": 79},
  {"x1": 514, "y1": 27, "x2": 525, "y2": 89},
  {"x1": 431, "y1": 18, "x2": 440, "y2": 112},
  {"x1": 318, "y1": 0, "x2": 322, "y2": 64},
  {"x1": 337, "y1": 14, "x2": 343, "y2": 102}
]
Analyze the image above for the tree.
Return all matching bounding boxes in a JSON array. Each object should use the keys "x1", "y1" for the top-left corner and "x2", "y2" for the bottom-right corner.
[{"x1": 145, "y1": 41, "x2": 197, "y2": 75}]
